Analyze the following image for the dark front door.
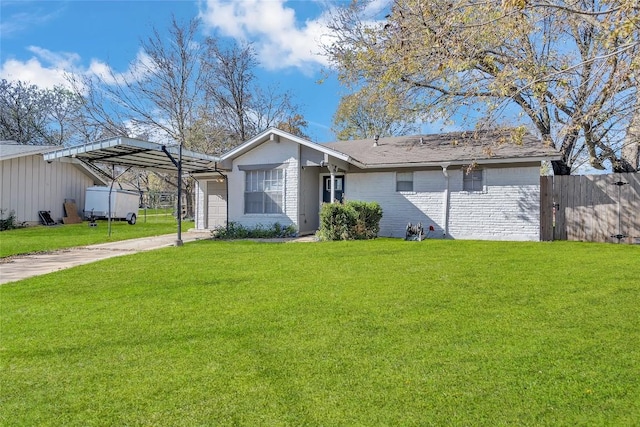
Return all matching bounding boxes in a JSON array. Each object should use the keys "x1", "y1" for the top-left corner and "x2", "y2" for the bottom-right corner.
[{"x1": 322, "y1": 175, "x2": 345, "y2": 203}]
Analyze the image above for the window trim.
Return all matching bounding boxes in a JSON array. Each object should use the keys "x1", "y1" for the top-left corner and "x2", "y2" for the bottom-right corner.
[
  {"x1": 396, "y1": 171, "x2": 414, "y2": 192},
  {"x1": 462, "y1": 168, "x2": 484, "y2": 192},
  {"x1": 244, "y1": 168, "x2": 285, "y2": 214}
]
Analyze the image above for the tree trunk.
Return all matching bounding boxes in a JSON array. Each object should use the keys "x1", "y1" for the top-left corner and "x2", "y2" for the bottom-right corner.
[
  {"x1": 620, "y1": 94, "x2": 639, "y2": 172},
  {"x1": 183, "y1": 177, "x2": 195, "y2": 219},
  {"x1": 551, "y1": 159, "x2": 572, "y2": 175}
]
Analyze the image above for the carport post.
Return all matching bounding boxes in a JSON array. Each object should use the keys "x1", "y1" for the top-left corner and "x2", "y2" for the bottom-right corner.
[
  {"x1": 176, "y1": 143, "x2": 183, "y2": 246},
  {"x1": 161, "y1": 144, "x2": 184, "y2": 246}
]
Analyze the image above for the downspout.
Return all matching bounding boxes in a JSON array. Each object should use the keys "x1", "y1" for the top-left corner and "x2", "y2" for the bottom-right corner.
[{"x1": 441, "y1": 163, "x2": 451, "y2": 238}]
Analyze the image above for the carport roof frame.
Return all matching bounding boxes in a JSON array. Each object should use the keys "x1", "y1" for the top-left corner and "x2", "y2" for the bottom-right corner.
[{"x1": 43, "y1": 137, "x2": 219, "y2": 173}]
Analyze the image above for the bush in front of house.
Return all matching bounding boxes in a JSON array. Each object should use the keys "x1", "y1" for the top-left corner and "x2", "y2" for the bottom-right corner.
[
  {"x1": 317, "y1": 201, "x2": 383, "y2": 241},
  {"x1": 211, "y1": 222, "x2": 297, "y2": 240}
]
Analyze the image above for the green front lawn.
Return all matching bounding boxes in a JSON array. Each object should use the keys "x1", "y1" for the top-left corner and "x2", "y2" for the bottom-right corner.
[
  {"x1": 1, "y1": 240, "x2": 639, "y2": 425},
  {"x1": 0, "y1": 212, "x2": 191, "y2": 257}
]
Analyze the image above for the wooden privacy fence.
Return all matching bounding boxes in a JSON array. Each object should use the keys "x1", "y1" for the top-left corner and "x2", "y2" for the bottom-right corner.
[{"x1": 540, "y1": 173, "x2": 640, "y2": 243}]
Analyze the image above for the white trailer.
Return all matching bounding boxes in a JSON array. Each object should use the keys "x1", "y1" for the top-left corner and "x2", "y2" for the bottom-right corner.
[{"x1": 84, "y1": 186, "x2": 140, "y2": 224}]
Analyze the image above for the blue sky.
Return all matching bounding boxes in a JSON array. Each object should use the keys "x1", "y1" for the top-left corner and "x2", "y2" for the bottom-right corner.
[{"x1": 0, "y1": 0, "x2": 374, "y2": 142}]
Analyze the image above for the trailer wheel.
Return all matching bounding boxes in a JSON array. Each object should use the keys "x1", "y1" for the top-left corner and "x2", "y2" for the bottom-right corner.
[{"x1": 127, "y1": 213, "x2": 137, "y2": 225}]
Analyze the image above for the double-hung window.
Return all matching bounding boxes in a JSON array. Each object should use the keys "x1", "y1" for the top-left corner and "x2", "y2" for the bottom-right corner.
[
  {"x1": 396, "y1": 172, "x2": 414, "y2": 192},
  {"x1": 463, "y1": 168, "x2": 484, "y2": 192},
  {"x1": 245, "y1": 169, "x2": 284, "y2": 214}
]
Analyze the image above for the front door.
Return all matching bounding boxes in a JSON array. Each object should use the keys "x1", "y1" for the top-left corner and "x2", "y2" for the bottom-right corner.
[{"x1": 322, "y1": 175, "x2": 345, "y2": 203}]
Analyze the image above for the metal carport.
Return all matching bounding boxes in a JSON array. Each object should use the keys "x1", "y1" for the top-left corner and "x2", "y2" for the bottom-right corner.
[{"x1": 44, "y1": 137, "x2": 219, "y2": 245}]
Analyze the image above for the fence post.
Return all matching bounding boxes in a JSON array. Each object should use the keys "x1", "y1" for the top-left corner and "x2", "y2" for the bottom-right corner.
[{"x1": 540, "y1": 176, "x2": 554, "y2": 241}]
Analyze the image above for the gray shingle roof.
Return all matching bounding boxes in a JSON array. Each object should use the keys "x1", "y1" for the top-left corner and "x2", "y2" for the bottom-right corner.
[{"x1": 319, "y1": 129, "x2": 560, "y2": 168}]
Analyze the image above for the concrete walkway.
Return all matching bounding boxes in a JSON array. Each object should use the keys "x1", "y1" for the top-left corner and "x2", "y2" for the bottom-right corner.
[{"x1": 0, "y1": 231, "x2": 211, "y2": 285}]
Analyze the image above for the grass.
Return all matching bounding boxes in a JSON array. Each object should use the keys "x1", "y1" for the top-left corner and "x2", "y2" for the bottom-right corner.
[
  {"x1": 1, "y1": 239, "x2": 639, "y2": 425},
  {"x1": 0, "y1": 211, "x2": 193, "y2": 257}
]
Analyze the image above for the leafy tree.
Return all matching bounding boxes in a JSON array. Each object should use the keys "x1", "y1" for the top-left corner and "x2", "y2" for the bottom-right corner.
[
  {"x1": 0, "y1": 79, "x2": 83, "y2": 145},
  {"x1": 332, "y1": 86, "x2": 419, "y2": 140},
  {"x1": 277, "y1": 114, "x2": 309, "y2": 138},
  {"x1": 324, "y1": 0, "x2": 639, "y2": 174},
  {"x1": 621, "y1": 90, "x2": 640, "y2": 170}
]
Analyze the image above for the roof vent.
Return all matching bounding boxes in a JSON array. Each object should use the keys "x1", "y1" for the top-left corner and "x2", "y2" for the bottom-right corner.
[
  {"x1": 420, "y1": 137, "x2": 424, "y2": 145},
  {"x1": 373, "y1": 134, "x2": 379, "y2": 147}
]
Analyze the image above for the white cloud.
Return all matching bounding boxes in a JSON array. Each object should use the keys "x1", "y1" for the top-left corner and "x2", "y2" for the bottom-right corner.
[
  {"x1": 87, "y1": 51, "x2": 155, "y2": 86},
  {"x1": 0, "y1": 46, "x2": 85, "y2": 89},
  {"x1": 0, "y1": 52, "x2": 74, "y2": 89},
  {"x1": 198, "y1": 0, "x2": 335, "y2": 71},
  {"x1": 0, "y1": 46, "x2": 153, "y2": 91}
]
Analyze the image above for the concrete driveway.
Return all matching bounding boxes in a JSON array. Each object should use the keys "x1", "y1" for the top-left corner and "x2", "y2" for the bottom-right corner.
[{"x1": 0, "y1": 231, "x2": 210, "y2": 285}]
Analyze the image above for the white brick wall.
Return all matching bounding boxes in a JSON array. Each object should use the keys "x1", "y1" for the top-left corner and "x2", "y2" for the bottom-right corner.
[
  {"x1": 227, "y1": 139, "x2": 298, "y2": 229},
  {"x1": 346, "y1": 171, "x2": 445, "y2": 238},
  {"x1": 448, "y1": 167, "x2": 540, "y2": 241},
  {"x1": 345, "y1": 166, "x2": 541, "y2": 241}
]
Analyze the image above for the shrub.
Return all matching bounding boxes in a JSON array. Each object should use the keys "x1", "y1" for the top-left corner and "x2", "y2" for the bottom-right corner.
[
  {"x1": 316, "y1": 203, "x2": 355, "y2": 241},
  {"x1": 349, "y1": 200, "x2": 383, "y2": 239},
  {"x1": 317, "y1": 201, "x2": 382, "y2": 241},
  {"x1": 0, "y1": 209, "x2": 25, "y2": 231},
  {"x1": 212, "y1": 222, "x2": 297, "y2": 239}
]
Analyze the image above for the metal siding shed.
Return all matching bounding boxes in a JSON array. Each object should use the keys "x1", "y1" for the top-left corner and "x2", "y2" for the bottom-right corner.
[{"x1": 0, "y1": 141, "x2": 107, "y2": 224}]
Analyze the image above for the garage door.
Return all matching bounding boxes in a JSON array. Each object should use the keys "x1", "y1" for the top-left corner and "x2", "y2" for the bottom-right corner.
[{"x1": 206, "y1": 179, "x2": 227, "y2": 229}]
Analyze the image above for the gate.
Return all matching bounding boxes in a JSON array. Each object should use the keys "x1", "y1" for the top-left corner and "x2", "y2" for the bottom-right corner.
[{"x1": 540, "y1": 173, "x2": 640, "y2": 243}]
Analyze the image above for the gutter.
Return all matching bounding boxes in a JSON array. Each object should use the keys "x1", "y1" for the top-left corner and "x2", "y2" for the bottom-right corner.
[{"x1": 348, "y1": 156, "x2": 561, "y2": 169}]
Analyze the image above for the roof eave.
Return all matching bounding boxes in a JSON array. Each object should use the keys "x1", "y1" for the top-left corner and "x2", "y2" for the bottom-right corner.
[
  {"x1": 221, "y1": 128, "x2": 351, "y2": 163},
  {"x1": 1, "y1": 145, "x2": 59, "y2": 161},
  {"x1": 352, "y1": 155, "x2": 561, "y2": 169}
]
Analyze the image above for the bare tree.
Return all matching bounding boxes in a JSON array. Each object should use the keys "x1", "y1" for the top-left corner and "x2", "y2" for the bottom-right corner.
[
  {"x1": 202, "y1": 40, "x2": 304, "y2": 151},
  {"x1": 72, "y1": 16, "x2": 205, "y2": 146},
  {"x1": 69, "y1": 17, "x2": 309, "y2": 217},
  {"x1": 70, "y1": 17, "x2": 205, "y2": 217}
]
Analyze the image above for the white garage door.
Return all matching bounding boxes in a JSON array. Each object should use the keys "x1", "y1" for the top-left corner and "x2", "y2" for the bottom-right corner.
[{"x1": 206, "y1": 180, "x2": 227, "y2": 229}]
